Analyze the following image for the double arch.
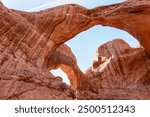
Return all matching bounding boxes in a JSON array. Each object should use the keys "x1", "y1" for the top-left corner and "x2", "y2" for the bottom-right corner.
[{"x1": 1, "y1": 1, "x2": 150, "y2": 90}]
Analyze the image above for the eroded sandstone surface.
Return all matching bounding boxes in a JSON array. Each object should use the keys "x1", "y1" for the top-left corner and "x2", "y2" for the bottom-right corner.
[
  {"x1": 0, "y1": 0, "x2": 150, "y2": 99},
  {"x1": 82, "y1": 39, "x2": 150, "y2": 99}
]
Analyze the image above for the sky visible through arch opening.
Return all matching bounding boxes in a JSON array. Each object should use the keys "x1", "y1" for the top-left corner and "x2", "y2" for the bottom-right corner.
[{"x1": 1, "y1": 0, "x2": 138, "y2": 84}]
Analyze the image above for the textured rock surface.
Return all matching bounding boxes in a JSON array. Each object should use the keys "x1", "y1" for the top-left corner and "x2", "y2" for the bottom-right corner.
[
  {"x1": 46, "y1": 44, "x2": 88, "y2": 89},
  {"x1": 0, "y1": 0, "x2": 150, "y2": 99},
  {"x1": 0, "y1": 43, "x2": 76, "y2": 99},
  {"x1": 88, "y1": 39, "x2": 150, "y2": 86},
  {"x1": 81, "y1": 39, "x2": 150, "y2": 99}
]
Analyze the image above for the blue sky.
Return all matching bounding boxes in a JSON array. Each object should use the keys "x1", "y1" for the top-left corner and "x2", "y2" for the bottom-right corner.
[
  {"x1": 1, "y1": 0, "x2": 138, "y2": 84},
  {"x1": 2, "y1": 0, "x2": 127, "y2": 10}
]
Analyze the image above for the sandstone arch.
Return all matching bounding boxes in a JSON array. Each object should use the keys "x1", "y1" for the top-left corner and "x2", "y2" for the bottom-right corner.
[
  {"x1": 13, "y1": 0, "x2": 150, "y2": 58},
  {"x1": 45, "y1": 44, "x2": 88, "y2": 89},
  {"x1": 0, "y1": 0, "x2": 150, "y2": 99}
]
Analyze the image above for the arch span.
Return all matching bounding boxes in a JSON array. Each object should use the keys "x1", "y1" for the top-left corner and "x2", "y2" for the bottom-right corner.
[
  {"x1": 45, "y1": 44, "x2": 89, "y2": 90},
  {"x1": 0, "y1": 0, "x2": 150, "y2": 91},
  {"x1": 11, "y1": 0, "x2": 150, "y2": 64}
]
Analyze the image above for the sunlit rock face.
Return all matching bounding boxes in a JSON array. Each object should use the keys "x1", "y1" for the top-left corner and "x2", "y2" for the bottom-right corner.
[
  {"x1": 89, "y1": 39, "x2": 150, "y2": 87},
  {"x1": 0, "y1": 0, "x2": 150, "y2": 99},
  {"x1": 80, "y1": 39, "x2": 150, "y2": 100}
]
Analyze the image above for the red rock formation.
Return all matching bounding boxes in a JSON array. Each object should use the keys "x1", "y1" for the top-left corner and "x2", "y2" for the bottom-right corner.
[
  {"x1": 94, "y1": 0, "x2": 150, "y2": 57},
  {"x1": 90, "y1": 39, "x2": 150, "y2": 87},
  {"x1": 81, "y1": 39, "x2": 150, "y2": 99},
  {"x1": 0, "y1": 0, "x2": 150, "y2": 99},
  {"x1": 46, "y1": 44, "x2": 88, "y2": 89}
]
